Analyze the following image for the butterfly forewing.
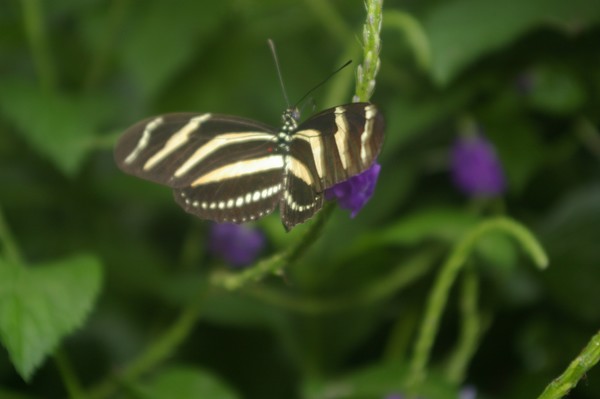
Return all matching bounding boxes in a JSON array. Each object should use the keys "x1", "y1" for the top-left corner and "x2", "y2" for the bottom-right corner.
[{"x1": 114, "y1": 113, "x2": 278, "y2": 188}]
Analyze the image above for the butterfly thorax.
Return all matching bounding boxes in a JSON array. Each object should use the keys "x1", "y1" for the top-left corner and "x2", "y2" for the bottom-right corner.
[{"x1": 276, "y1": 107, "x2": 300, "y2": 153}]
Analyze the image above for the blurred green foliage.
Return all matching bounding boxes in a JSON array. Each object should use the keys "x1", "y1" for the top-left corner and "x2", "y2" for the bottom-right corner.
[{"x1": 0, "y1": 0, "x2": 599, "y2": 398}]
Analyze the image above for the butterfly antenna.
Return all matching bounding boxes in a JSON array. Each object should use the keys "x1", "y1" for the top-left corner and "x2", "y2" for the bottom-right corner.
[
  {"x1": 293, "y1": 59, "x2": 352, "y2": 108},
  {"x1": 268, "y1": 39, "x2": 291, "y2": 108}
]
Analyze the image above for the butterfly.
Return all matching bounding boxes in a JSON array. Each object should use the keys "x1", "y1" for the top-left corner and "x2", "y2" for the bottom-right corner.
[{"x1": 114, "y1": 101, "x2": 384, "y2": 231}]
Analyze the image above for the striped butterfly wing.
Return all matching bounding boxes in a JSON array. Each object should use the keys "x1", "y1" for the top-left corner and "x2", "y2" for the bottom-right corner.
[
  {"x1": 115, "y1": 113, "x2": 285, "y2": 224},
  {"x1": 280, "y1": 103, "x2": 384, "y2": 230}
]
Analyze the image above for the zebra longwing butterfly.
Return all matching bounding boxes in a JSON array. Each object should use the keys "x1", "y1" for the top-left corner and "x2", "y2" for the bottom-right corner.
[{"x1": 114, "y1": 102, "x2": 384, "y2": 231}]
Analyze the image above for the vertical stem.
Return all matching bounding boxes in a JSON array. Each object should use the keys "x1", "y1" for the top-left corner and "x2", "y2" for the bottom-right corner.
[
  {"x1": 406, "y1": 217, "x2": 547, "y2": 395},
  {"x1": 354, "y1": 0, "x2": 383, "y2": 103},
  {"x1": 20, "y1": 0, "x2": 56, "y2": 93},
  {"x1": 406, "y1": 235, "x2": 471, "y2": 395},
  {"x1": 444, "y1": 268, "x2": 483, "y2": 383},
  {"x1": 54, "y1": 349, "x2": 86, "y2": 399}
]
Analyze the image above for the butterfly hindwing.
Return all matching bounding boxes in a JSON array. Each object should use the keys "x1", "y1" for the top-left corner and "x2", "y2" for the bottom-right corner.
[{"x1": 174, "y1": 168, "x2": 283, "y2": 224}]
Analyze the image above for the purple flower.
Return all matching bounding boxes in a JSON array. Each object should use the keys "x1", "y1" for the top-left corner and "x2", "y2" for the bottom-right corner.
[
  {"x1": 451, "y1": 134, "x2": 506, "y2": 197},
  {"x1": 384, "y1": 395, "x2": 404, "y2": 399},
  {"x1": 325, "y1": 162, "x2": 381, "y2": 218},
  {"x1": 459, "y1": 386, "x2": 477, "y2": 399},
  {"x1": 208, "y1": 223, "x2": 265, "y2": 267}
]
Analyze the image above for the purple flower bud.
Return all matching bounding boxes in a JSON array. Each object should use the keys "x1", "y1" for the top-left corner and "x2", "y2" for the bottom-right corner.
[
  {"x1": 325, "y1": 162, "x2": 381, "y2": 218},
  {"x1": 459, "y1": 386, "x2": 477, "y2": 399},
  {"x1": 383, "y1": 395, "x2": 405, "y2": 399},
  {"x1": 208, "y1": 223, "x2": 265, "y2": 267},
  {"x1": 451, "y1": 134, "x2": 506, "y2": 197}
]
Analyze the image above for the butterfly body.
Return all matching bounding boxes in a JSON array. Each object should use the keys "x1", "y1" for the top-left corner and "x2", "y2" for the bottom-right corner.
[{"x1": 114, "y1": 103, "x2": 384, "y2": 230}]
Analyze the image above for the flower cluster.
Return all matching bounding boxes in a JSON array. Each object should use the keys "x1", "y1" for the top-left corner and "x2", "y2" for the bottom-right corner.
[
  {"x1": 325, "y1": 162, "x2": 381, "y2": 217},
  {"x1": 208, "y1": 223, "x2": 265, "y2": 267},
  {"x1": 450, "y1": 134, "x2": 506, "y2": 197}
]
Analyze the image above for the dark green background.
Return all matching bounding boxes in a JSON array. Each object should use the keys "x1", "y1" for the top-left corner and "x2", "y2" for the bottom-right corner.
[{"x1": 1, "y1": 0, "x2": 599, "y2": 398}]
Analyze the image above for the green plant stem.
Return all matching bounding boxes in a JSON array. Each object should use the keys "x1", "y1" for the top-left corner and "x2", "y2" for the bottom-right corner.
[
  {"x1": 0, "y1": 206, "x2": 24, "y2": 264},
  {"x1": 54, "y1": 349, "x2": 85, "y2": 399},
  {"x1": 211, "y1": 203, "x2": 334, "y2": 291},
  {"x1": 246, "y1": 248, "x2": 437, "y2": 314},
  {"x1": 537, "y1": 329, "x2": 600, "y2": 399},
  {"x1": 444, "y1": 268, "x2": 484, "y2": 383},
  {"x1": 87, "y1": 290, "x2": 207, "y2": 399},
  {"x1": 354, "y1": 0, "x2": 383, "y2": 103},
  {"x1": 406, "y1": 217, "x2": 548, "y2": 395},
  {"x1": 20, "y1": 0, "x2": 56, "y2": 93}
]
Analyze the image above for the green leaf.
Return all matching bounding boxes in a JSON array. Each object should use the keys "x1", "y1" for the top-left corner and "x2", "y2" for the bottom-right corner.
[
  {"x1": 136, "y1": 366, "x2": 240, "y2": 399},
  {"x1": 486, "y1": 121, "x2": 545, "y2": 195},
  {"x1": 539, "y1": 184, "x2": 600, "y2": 321},
  {"x1": 528, "y1": 65, "x2": 586, "y2": 115},
  {"x1": 0, "y1": 254, "x2": 103, "y2": 380},
  {"x1": 0, "y1": 80, "x2": 98, "y2": 176},
  {"x1": 119, "y1": 0, "x2": 227, "y2": 100},
  {"x1": 425, "y1": 0, "x2": 600, "y2": 85},
  {"x1": 382, "y1": 87, "x2": 474, "y2": 155}
]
